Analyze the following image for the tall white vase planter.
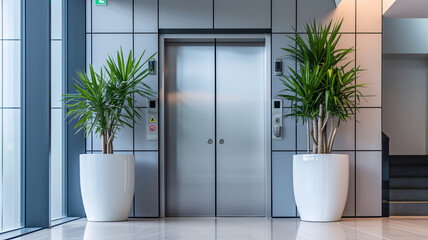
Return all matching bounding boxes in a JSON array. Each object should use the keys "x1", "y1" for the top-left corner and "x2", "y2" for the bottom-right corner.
[
  {"x1": 293, "y1": 154, "x2": 349, "y2": 222},
  {"x1": 80, "y1": 154, "x2": 135, "y2": 222}
]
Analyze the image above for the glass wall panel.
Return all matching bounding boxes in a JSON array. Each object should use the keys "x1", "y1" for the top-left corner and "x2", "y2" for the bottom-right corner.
[
  {"x1": 50, "y1": 0, "x2": 65, "y2": 220},
  {"x1": 51, "y1": 109, "x2": 64, "y2": 220},
  {"x1": 3, "y1": 41, "x2": 20, "y2": 107},
  {"x1": 51, "y1": 0, "x2": 62, "y2": 40},
  {"x1": 1, "y1": 0, "x2": 22, "y2": 232},
  {"x1": 3, "y1": 0, "x2": 21, "y2": 39},
  {"x1": 2, "y1": 110, "x2": 21, "y2": 232},
  {"x1": 51, "y1": 41, "x2": 62, "y2": 108}
]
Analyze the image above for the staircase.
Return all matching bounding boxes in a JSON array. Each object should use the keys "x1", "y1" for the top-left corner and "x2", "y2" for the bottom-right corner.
[{"x1": 389, "y1": 155, "x2": 428, "y2": 216}]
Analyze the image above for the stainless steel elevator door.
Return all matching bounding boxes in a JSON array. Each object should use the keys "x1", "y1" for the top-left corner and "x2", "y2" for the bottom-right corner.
[
  {"x1": 165, "y1": 41, "x2": 266, "y2": 217},
  {"x1": 216, "y1": 43, "x2": 266, "y2": 216},
  {"x1": 165, "y1": 42, "x2": 216, "y2": 216}
]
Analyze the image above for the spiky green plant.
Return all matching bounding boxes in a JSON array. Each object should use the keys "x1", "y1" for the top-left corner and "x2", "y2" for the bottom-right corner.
[
  {"x1": 63, "y1": 49, "x2": 156, "y2": 154},
  {"x1": 279, "y1": 19, "x2": 366, "y2": 154}
]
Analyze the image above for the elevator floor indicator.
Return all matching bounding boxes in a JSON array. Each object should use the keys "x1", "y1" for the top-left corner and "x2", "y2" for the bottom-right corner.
[
  {"x1": 149, "y1": 125, "x2": 156, "y2": 132},
  {"x1": 150, "y1": 117, "x2": 156, "y2": 123}
]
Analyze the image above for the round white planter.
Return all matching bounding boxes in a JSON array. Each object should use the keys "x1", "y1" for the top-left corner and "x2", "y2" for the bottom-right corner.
[
  {"x1": 293, "y1": 154, "x2": 349, "y2": 222},
  {"x1": 80, "y1": 154, "x2": 135, "y2": 222}
]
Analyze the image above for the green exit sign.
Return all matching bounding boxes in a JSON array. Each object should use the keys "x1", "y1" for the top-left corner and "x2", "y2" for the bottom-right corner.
[{"x1": 94, "y1": 0, "x2": 107, "y2": 6}]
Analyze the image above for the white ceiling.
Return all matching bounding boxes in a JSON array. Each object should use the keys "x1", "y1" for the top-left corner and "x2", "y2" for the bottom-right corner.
[{"x1": 384, "y1": 0, "x2": 428, "y2": 18}]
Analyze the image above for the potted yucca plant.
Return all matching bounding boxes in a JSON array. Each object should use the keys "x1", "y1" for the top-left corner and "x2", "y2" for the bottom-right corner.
[
  {"x1": 64, "y1": 49, "x2": 156, "y2": 221},
  {"x1": 279, "y1": 20, "x2": 365, "y2": 222}
]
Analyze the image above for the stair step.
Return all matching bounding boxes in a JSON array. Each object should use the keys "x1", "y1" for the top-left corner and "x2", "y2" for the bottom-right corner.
[
  {"x1": 390, "y1": 189, "x2": 428, "y2": 201},
  {"x1": 390, "y1": 155, "x2": 428, "y2": 166},
  {"x1": 390, "y1": 166, "x2": 428, "y2": 177},
  {"x1": 390, "y1": 201, "x2": 428, "y2": 216},
  {"x1": 390, "y1": 178, "x2": 428, "y2": 189}
]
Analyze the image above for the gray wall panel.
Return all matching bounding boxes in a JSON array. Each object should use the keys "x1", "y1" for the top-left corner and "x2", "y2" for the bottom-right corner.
[
  {"x1": 135, "y1": 109, "x2": 159, "y2": 151},
  {"x1": 272, "y1": 34, "x2": 295, "y2": 107},
  {"x1": 272, "y1": 114, "x2": 296, "y2": 151},
  {"x1": 297, "y1": 0, "x2": 355, "y2": 33},
  {"x1": 272, "y1": 34, "x2": 296, "y2": 151},
  {"x1": 383, "y1": 56, "x2": 428, "y2": 155},
  {"x1": 91, "y1": 34, "x2": 133, "y2": 74},
  {"x1": 297, "y1": 121, "x2": 310, "y2": 152},
  {"x1": 88, "y1": 2, "x2": 161, "y2": 219},
  {"x1": 357, "y1": 34, "x2": 382, "y2": 108},
  {"x1": 159, "y1": 0, "x2": 213, "y2": 29},
  {"x1": 356, "y1": 151, "x2": 382, "y2": 216},
  {"x1": 214, "y1": 0, "x2": 271, "y2": 29},
  {"x1": 134, "y1": 34, "x2": 159, "y2": 108},
  {"x1": 92, "y1": 126, "x2": 134, "y2": 151},
  {"x1": 272, "y1": 0, "x2": 296, "y2": 33},
  {"x1": 85, "y1": 34, "x2": 93, "y2": 152},
  {"x1": 134, "y1": 0, "x2": 158, "y2": 32},
  {"x1": 272, "y1": 152, "x2": 296, "y2": 217},
  {"x1": 85, "y1": 0, "x2": 383, "y2": 218},
  {"x1": 330, "y1": 118, "x2": 355, "y2": 151},
  {"x1": 91, "y1": 0, "x2": 133, "y2": 32},
  {"x1": 335, "y1": 151, "x2": 355, "y2": 217},
  {"x1": 135, "y1": 152, "x2": 159, "y2": 217},
  {"x1": 90, "y1": 32, "x2": 134, "y2": 151},
  {"x1": 86, "y1": 0, "x2": 91, "y2": 33},
  {"x1": 383, "y1": 19, "x2": 428, "y2": 54},
  {"x1": 85, "y1": 34, "x2": 92, "y2": 83},
  {"x1": 357, "y1": 0, "x2": 381, "y2": 33},
  {"x1": 356, "y1": 108, "x2": 382, "y2": 151}
]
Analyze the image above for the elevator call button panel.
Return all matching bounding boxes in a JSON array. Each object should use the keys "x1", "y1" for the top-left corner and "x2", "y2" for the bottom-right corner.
[
  {"x1": 147, "y1": 99, "x2": 158, "y2": 140},
  {"x1": 275, "y1": 59, "x2": 283, "y2": 76},
  {"x1": 272, "y1": 99, "x2": 283, "y2": 140}
]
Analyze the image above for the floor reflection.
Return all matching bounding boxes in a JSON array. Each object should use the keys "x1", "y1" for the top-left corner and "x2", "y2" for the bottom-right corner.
[
  {"x1": 296, "y1": 221, "x2": 346, "y2": 240},
  {"x1": 15, "y1": 217, "x2": 428, "y2": 240},
  {"x1": 78, "y1": 218, "x2": 348, "y2": 240}
]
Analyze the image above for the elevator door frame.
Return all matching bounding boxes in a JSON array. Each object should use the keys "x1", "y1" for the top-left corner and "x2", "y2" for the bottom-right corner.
[{"x1": 159, "y1": 34, "x2": 272, "y2": 218}]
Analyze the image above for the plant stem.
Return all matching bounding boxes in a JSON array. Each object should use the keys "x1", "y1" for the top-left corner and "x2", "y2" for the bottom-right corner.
[
  {"x1": 323, "y1": 127, "x2": 327, "y2": 153},
  {"x1": 307, "y1": 118, "x2": 310, "y2": 154},
  {"x1": 102, "y1": 132, "x2": 107, "y2": 154},
  {"x1": 312, "y1": 117, "x2": 318, "y2": 154},
  {"x1": 102, "y1": 130, "x2": 115, "y2": 154},
  {"x1": 327, "y1": 119, "x2": 334, "y2": 153},
  {"x1": 328, "y1": 124, "x2": 338, "y2": 154},
  {"x1": 318, "y1": 104, "x2": 324, "y2": 154}
]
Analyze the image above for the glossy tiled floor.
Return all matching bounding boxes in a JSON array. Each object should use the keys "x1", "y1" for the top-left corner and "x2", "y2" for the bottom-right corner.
[{"x1": 14, "y1": 217, "x2": 428, "y2": 240}]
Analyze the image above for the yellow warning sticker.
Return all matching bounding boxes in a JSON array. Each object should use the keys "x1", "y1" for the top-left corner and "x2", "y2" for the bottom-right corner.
[{"x1": 150, "y1": 117, "x2": 156, "y2": 123}]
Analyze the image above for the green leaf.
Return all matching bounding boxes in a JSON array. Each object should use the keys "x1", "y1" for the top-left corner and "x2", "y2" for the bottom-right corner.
[
  {"x1": 277, "y1": 18, "x2": 368, "y2": 150},
  {"x1": 62, "y1": 47, "x2": 158, "y2": 153}
]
